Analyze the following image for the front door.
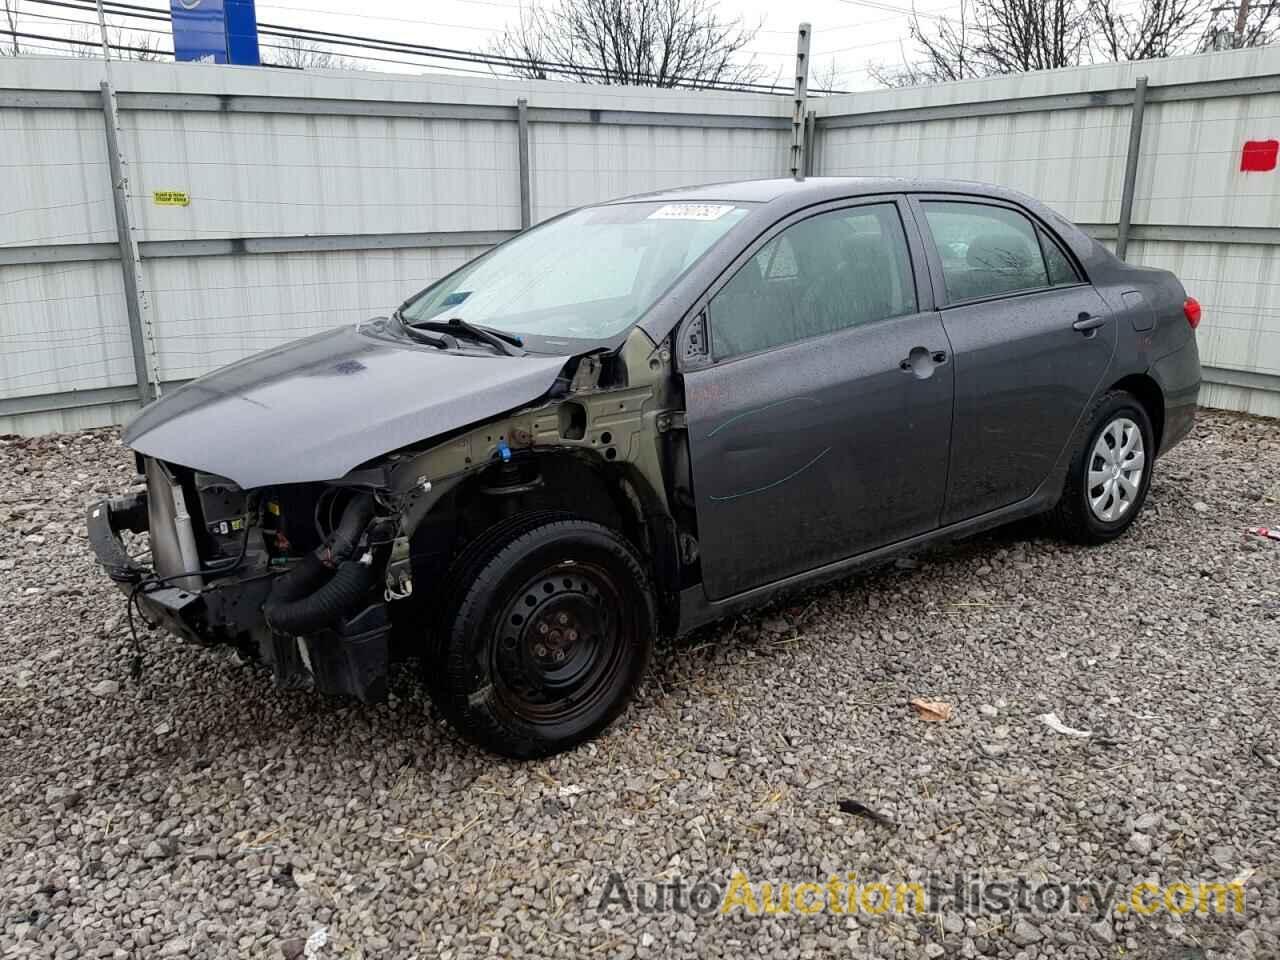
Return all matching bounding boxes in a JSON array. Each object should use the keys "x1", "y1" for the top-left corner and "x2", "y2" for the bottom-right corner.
[
  {"x1": 912, "y1": 198, "x2": 1115, "y2": 523},
  {"x1": 682, "y1": 199, "x2": 954, "y2": 601}
]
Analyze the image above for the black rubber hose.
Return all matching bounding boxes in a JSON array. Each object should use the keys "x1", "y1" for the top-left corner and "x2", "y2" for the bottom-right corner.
[
  {"x1": 327, "y1": 493, "x2": 375, "y2": 563},
  {"x1": 267, "y1": 551, "x2": 330, "y2": 605},
  {"x1": 263, "y1": 492, "x2": 377, "y2": 634},
  {"x1": 264, "y1": 560, "x2": 375, "y2": 635}
]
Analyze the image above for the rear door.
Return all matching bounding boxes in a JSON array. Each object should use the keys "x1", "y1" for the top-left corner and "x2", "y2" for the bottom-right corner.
[
  {"x1": 680, "y1": 197, "x2": 954, "y2": 600},
  {"x1": 911, "y1": 196, "x2": 1114, "y2": 523}
]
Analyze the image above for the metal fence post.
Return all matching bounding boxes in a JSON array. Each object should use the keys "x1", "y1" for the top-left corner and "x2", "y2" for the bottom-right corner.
[
  {"x1": 1116, "y1": 75, "x2": 1148, "y2": 262},
  {"x1": 100, "y1": 80, "x2": 159, "y2": 403},
  {"x1": 789, "y1": 23, "x2": 811, "y2": 178},
  {"x1": 516, "y1": 97, "x2": 532, "y2": 230},
  {"x1": 803, "y1": 109, "x2": 817, "y2": 178}
]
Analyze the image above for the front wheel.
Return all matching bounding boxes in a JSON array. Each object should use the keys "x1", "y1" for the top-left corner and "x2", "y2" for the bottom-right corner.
[
  {"x1": 1049, "y1": 389, "x2": 1155, "y2": 545},
  {"x1": 431, "y1": 518, "x2": 655, "y2": 759}
]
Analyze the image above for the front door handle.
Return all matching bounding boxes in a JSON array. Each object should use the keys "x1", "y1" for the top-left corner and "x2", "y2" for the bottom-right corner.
[
  {"x1": 1072, "y1": 312, "x2": 1107, "y2": 332},
  {"x1": 899, "y1": 346, "x2": 947, "y2": 379}
]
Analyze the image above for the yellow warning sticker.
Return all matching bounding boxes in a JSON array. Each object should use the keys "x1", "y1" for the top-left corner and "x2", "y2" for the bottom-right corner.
[{"x1": 152, "y1": 190, "x2": 190, "y2": 207}]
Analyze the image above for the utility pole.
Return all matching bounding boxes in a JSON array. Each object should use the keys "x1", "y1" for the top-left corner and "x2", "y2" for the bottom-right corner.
[
  {"x1": 1233, "y1": 0, "x2": 1251, "y2": 47},
  {"x1": 1207, "y1": 0, "x2": 1255, "y2": 49}
]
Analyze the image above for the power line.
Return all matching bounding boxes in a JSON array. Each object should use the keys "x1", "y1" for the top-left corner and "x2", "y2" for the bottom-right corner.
[
  {"x1": 24, "y1": 0, "x2": 840, "y2": 93},
  {"x1": 5, "y1": 0, "x2": 910, "y2": 96},
  {"x1": 24, "y1": 8, "x2": 170, "y2": 38},
  {"x1": 13, "y1": 3, "x2": 539, "y2": 79},
  {"x1": 835, "y1": 0, "x2": 947, "y2": 21},
  {"x1": 255, "y1": 1, "x2": 507, "y2": 34},
  {"x1": 255, "y1": 0, "x2": 903, "y2": 37},
  {"x1": 1, "y1": 26, "x2": 172, "y2": 57}
]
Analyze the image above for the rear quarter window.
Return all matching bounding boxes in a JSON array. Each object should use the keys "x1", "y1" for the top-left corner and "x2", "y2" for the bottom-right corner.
[{"x1": 1038, "y1": 226, "x2": 1082, "y2": 286}]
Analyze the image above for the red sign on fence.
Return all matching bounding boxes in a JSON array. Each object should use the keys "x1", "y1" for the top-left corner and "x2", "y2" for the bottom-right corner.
[{"x1": 1241, "y1": 139, "x2": 1279, "y2": 172}]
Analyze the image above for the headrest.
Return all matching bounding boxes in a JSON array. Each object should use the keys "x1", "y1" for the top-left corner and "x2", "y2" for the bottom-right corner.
[
  {"x1": 843, "y1": 233, "x2": 891, "y2": 267},
  {"x1": 966, "y1": 232, "x2": 1035, "y2": 272}
]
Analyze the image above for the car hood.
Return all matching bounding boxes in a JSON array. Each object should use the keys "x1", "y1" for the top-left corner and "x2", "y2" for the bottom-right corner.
[{"x1": 124, "y1": 325, "x2": 569, "y2": 488}]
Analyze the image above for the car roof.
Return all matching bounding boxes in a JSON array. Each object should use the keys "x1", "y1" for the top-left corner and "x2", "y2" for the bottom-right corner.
[
  {"x1": 611, "y1": 175, "x2": 1101, "y2": 279},
  {"x1": 622, "y1": 177, "x2": 1115, "y2": 345},
  {"x1": 607, "y1": 176, "x2": 1014, "y2": 206}
]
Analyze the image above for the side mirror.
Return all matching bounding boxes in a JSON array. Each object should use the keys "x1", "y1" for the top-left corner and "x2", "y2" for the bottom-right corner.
[{"x1": 675, "y1": 310, "x2": 710, "y2": 370}]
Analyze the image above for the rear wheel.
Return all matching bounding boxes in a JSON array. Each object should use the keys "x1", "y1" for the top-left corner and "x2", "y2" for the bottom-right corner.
[
  {"x1": 431, "y1": 518, "x2": 654, "y2": 758},
  {"x1": 1050, "y1": 390, "x2": 1154, "y2": 544}
]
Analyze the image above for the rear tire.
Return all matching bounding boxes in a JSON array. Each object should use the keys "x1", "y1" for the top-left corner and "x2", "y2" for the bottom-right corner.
[
  {"x1": 1049, "y1": 389, "x2": 1154, "y2": 545},
  {"x1": 431, "y1": 518, "x2": 654, "y2": 759}
]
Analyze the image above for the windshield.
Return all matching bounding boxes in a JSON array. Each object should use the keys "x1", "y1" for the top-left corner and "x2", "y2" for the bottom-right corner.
[{"x1": 401, "y1": 201, "x2": 751, "y2": 344}]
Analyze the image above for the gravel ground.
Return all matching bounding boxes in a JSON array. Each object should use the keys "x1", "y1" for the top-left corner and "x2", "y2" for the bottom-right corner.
[{"x1": 2, "y1": 410, "x2": 1278, "y2": 960}]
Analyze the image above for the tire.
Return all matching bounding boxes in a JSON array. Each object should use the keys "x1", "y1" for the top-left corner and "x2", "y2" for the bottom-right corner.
[
  {"x1": 431, "y1": 518, "x2": 655, "y2": 759},
  {"x1": 1049, "y1": 389, "x2": 1155, "y2": 545},
  {"x1": 426, "y1": 509, "x2": 576, "y2": 698}
]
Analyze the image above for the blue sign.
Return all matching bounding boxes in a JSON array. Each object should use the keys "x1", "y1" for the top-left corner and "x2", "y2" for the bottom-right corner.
[{"x1": 170, "y1": 0, "x2": 260, "y2": 65}]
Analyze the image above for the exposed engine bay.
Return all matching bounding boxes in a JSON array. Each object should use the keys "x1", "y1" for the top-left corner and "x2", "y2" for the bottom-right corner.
[{"x1": 86, "y1": 330, "x2": 689, "y2": 704}]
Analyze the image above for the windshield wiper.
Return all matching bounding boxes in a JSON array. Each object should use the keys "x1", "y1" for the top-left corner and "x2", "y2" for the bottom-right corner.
[
  {"x1": 393, "y1": 308, "x2": 449, "y2": 349},
  {"x1": 408, "y1": 317, "x2": 526, "y2": 357}
]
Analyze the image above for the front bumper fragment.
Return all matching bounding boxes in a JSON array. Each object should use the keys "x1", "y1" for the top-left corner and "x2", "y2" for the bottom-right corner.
[
  {"x1": 87, "y1": 492, "x2": 391, "y2": 700},
  {"x1": 86, "y1": 493, "x2": 150, "y2": 583},
  {"x1": 87, "y1": 492, "x2": 214, "y2": 644}
]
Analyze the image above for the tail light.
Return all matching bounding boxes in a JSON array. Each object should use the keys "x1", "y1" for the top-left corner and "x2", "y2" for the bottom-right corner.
[{"x1": 1183, "y1": 297, "x2": 1201, "y2": 330}]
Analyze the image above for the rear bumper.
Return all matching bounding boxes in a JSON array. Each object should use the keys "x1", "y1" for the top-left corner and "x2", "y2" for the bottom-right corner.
[{"x1": 1151, "y1": 337, "x2": 1201, "y2": 457}]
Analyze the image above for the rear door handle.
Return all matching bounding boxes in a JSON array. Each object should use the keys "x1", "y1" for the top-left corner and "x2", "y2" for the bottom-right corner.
[{"x1": 1072, "y1": 312, "x2": 1107, "y2": 332}]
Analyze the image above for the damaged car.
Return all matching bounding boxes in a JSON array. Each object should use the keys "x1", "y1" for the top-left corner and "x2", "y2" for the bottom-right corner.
[{"x1": 88, "y1": 178, "x2": 1201, "y2": 758}]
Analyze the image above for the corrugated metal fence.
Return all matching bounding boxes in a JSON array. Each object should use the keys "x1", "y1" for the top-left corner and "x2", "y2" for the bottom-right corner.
[
  {"x1": 0, "y1": 59, "x2": 793, "y2": 434},
  {"x1": 813, "y1": 47, "x2": 1280, "y2": 418},
  {"x1": 1, "y1": 47, "x2": 1279, "y2": 434}
]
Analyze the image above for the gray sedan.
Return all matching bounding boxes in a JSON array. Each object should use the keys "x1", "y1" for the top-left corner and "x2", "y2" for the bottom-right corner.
[{"x1": 89, "y1": 178, "x2": 1202, "y2": 758}]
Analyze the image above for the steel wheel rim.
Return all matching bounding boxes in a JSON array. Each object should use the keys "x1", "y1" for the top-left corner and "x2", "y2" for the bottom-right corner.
[
  {"x1": 490, "y1": 559, "x2": 630, "y2": 727},
  {"x1": 1087, "y1": 416, "x2": 1145, "y2": 523}
]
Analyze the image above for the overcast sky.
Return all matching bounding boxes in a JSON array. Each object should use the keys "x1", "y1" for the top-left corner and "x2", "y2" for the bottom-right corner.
[
  {"x1": 13, "y1": 0, "x2": 976, "y2": 91},
  {"x1": 246, "y1": 0, "x2": 960, "y2": 90},
  {"x1": 266, "y1": 0, "x2": 966, "y2": 90}
]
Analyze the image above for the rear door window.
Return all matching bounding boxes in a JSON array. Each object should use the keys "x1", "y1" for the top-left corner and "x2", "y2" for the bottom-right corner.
[{"x1": 921, "y1": 201, "x2": 1051, "y2": 303}]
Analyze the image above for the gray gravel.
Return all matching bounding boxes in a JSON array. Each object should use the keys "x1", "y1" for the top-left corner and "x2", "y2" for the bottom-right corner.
[{"x1": 2, "y1": 411, "x2": 1278, "y2": 960}]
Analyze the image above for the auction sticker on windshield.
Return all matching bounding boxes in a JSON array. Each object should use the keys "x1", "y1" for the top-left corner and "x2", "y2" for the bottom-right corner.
[{"x1": 647, "y1": 203, "x2": 736, "y2": 221}]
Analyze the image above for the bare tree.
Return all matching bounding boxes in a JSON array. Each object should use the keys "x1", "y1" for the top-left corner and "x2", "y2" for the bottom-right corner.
[
  {"x1": 67, "y1": 24, "x2": 164, "y2": 60},
  {"x1": 2, "y1": 0, "x2": 19, "y2": 56},
  {"x1": 263, "y1": 36, "x2": 356, "y2": 70},
  {"x1": 492, "y1": 0, "x2": 765, "y2": 89},
  {"x1": 1089, "y1": 0, "x2": 1213, "y2": 60},
  {"x1": 808, "y1": 58, "x2": 848, "y2": 95},
  {"x1": 868, "y1": 0, "x2": 985, "y2": 85},
  {"x1": 868, "y1": 0, "x2": 1057, "y2": 85},
  {"x1": 978, "y1": 0, "x2": 1088, "y2": 72},
  {"x1": 871, "y1": 0, "x2": 1258, "y2": 88}
]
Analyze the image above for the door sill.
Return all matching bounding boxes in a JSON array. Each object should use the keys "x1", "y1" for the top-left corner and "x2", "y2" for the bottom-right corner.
[{"x1": 677, "y1": 488, "x2": 1056, "y2": 636}]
